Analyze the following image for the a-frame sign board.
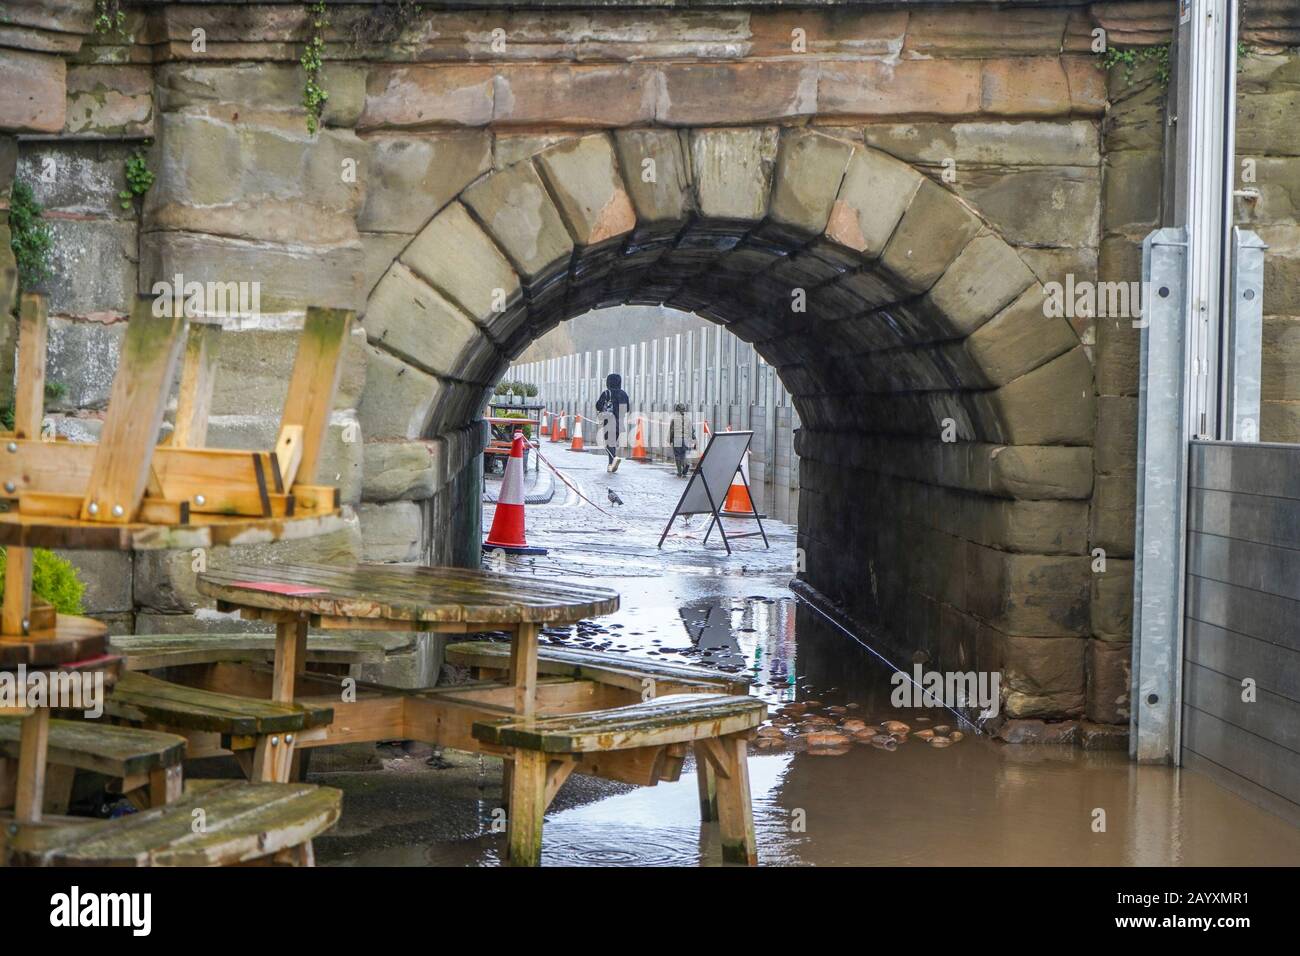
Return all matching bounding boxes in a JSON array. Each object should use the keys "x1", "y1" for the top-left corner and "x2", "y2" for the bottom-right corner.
[{"x1": 657, "y1": 430, "x2": 769, "y2": 554}]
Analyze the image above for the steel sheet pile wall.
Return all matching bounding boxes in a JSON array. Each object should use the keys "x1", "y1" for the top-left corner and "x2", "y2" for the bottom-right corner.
[{"x1": 1183, "y1": 440, "x2": 1300, "y2": 824}]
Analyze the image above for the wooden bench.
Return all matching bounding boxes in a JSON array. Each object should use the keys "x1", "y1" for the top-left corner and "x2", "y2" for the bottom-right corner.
[
  {"x1": 2, "y1": 779, "x2": 340, "y2": 866},
  {"x1": 0, "y1": 716, "x2": 187, "y2": 814},
  {"x1": 446, "y1": 640, "x2": 752, "y2": 697},
  {"x1": 109, "y1": 632, "x2": 386, "y2": 671},
  {"x1": 105, "y1": 671, "x2": 333, "y2": 783},
  {"x1": 473, "y1": 693, "x2": 766, "y2": 866}
]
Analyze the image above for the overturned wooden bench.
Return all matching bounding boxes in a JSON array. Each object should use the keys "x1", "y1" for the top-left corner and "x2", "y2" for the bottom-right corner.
[
  {"x1": 105, "y1": 671, "x2": 333, "y2": 783},
  {"x1": 447, "y1": 641, "x2": 752, "y2": 696},
  {"x1": 3, "y1": 779, "x2": 340, "y2": 866},
  {"x1": 0, "y1": 716, "x2": 187, "y2": 814},
  {"x1": 473, "y1": 693, "x2": 766, "y2": 866}
]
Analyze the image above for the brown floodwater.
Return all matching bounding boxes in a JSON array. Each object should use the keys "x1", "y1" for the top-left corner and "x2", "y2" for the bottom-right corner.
[
  {"x1": 317, "y1": 446, "x2": 1299, "y2": 866},
  {"x1": 321, "y1": 586, "x2": 1300, "y2": 867}
]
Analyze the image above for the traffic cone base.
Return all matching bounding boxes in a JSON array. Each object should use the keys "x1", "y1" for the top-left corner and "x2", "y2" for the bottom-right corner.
[{"x1": 484, "y1": 431, "x2": 547, "y2": 556}]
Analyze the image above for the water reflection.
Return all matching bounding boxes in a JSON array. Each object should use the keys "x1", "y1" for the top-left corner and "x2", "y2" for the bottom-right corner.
[{"x1": 324, "y1": 584, "x2": 1300, "y2": 867}]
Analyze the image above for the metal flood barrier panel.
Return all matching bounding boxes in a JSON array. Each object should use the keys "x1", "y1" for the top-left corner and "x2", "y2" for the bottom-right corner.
[{"x1": 1182, "y1": 440, "x2": 1300, "y2": 825}]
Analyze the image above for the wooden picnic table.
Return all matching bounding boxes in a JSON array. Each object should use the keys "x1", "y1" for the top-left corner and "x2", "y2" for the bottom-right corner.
[{"x1": 196, "y1": 562, "x2": 618, "y2": 715}]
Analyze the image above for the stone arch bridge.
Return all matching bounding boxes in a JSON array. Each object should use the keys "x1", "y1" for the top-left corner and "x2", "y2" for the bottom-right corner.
[{"x1": 1, "y1": 0, "x2": 1298, "y2": 726}]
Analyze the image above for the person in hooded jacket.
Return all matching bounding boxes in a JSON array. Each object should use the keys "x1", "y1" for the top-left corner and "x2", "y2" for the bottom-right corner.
[
  {"x1": 595, "y1": 372, "x2": 630, "y2": 473},
  {"x1": 667, "y1": 402, "x2": 695, "y2": 477}
]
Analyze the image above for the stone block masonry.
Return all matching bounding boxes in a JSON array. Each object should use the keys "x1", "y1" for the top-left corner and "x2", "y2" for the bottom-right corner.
[{"x1": 1, "y1": 1, "x2": 1298, "y2": 728}]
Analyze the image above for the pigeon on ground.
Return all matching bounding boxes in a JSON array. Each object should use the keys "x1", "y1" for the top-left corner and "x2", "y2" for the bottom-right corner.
[{"x1": 607, "y1": 489, "x2": 624, "y2": 506}]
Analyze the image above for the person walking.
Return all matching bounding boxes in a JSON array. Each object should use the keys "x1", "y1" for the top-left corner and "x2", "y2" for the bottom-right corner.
[
  {"x1": 595, "y1": 372, "x2": 630, "y2": 473},
  {"x1": 667, "y1": 402, "x2": 695, "y2": 477}
]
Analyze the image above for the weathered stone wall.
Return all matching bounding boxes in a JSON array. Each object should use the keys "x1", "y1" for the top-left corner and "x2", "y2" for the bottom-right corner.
[{"x1": 0, "y1": 0, "x2": 1297, "y2": 721}]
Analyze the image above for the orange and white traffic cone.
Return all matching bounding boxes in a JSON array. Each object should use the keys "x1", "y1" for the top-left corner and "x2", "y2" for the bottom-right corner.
[
  {"x1": 721, "y1": 449, "x2": 758, "y2": 516},
  {"x1": 557, "y1": 415, "x2": 568, "y2": 441},
  {"x1": 569, "y1": 417, "x2": 585, "y2": 451},
  {"x1": 549, "y1": 413, "x2": 561, "y2": 442},
  {"x1": 483, "y1": 432, "x2": 547, "y2": 555},
  {"x1": 630, "y1": 416, "x2": 650, "y2": 462}
]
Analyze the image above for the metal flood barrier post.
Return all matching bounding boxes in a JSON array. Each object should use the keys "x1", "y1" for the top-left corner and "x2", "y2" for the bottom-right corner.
[{"x1": 1132, "y1": 228, "x2": 1190, "y2": 764}]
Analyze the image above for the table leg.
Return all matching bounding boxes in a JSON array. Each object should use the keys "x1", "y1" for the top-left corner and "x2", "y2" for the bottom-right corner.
[
  {"x1": 14, "y1": 709, "x2": 51, "y2": 824},
  {"x1": 272, "y1": 617, "x2": 308, "y2": 703},
  {"x1": 504, "y1": 622, "x2": 540, "y2": 864}
]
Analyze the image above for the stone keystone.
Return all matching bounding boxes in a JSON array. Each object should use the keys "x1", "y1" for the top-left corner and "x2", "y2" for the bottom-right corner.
[
  {"x1": 534, "y1": 134, "x2": 637, "y2": 246},
  {"x1": 614, "y1": 129, "x2": 694, "y2": 225},
  {"x1": 689, "y1": 127, "x2": 779, "y2": 222}
]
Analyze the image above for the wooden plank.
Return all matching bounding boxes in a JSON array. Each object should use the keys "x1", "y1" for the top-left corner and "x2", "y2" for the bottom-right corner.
[
  {"x1": 4, "y1": 779, "x2": 341, "y2": 866},
  {"x1": 170, "y1": 322, "x2": 221, "y2": 449},
  {"x1": 108, "y1": 632, "x2": 384, "y2": 670},
  {"x1": 106, "y1": 671, "x2": 330, "y2": 735},
  {"x1": 0, "y1": 441, "x2": 282, "y2": 518},
  {"x1": 279, "y1": 307, "x2": 353, "y2": 489},
  {"x1": 0, "y1": 716, "x2": 186, "y2": 779},
  {"x1": 473, "y1": 694, "x2": 766, "y2": 753},
  {"x1": 81, "y1": 297, "x2": 186, "y2": 524},
  {"x1": 447, "y1": 640, "x2": 751, "y2": 692},
  {"x1": 14, "y1": 708, "x2": 50, "y2": 824},
  {"x1": 3, "y1": 295, "x2": 49, "y2": 637},
  {"x1": 14, "y1": 293, "x2": 49, "y2": 440},
  {"x1": 274, "y1": 424, "x2": 303, "y2": 491}
]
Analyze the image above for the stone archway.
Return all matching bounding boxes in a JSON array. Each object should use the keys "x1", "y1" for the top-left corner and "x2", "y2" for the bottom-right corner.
[{"x1": 354, "y1": 126, "x2": 1096, "y2": 720}]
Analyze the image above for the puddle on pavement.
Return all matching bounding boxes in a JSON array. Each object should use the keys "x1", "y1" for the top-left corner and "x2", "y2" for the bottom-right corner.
[{"x1": 319, "y1": 583, "x2": 1300, "y2": 866}]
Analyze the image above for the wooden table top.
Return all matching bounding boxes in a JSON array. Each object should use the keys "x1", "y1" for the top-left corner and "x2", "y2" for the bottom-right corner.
[{"x1": 196, "y1": 563, "x2": 620, "y2": 626}]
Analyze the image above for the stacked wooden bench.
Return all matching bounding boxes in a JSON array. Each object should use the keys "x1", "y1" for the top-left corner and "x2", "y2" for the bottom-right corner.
[{"x1": 0, "y1": 293, "x2": 355, "y2": 866}]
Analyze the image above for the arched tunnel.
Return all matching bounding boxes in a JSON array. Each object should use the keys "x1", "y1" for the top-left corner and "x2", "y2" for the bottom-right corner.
[{"x1": 357, "y1": 127, "x2": 1096, "y2": 720}]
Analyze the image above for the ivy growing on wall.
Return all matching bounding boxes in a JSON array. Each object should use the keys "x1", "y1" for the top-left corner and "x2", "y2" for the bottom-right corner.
[
  {"x1": 93, "y1": 0, "x2": 129, "y2": 39},
  {"x1": 8, "y1": 181, "x2": 54, "y2": 292},
  {"x1": 1100, "y1": 44, "x2": 1172, "y2": 87},
  {"x1": 302, "y1": 1, "x2": 330, "y2": 134},
  {"x1": 119, "y1": 146, "x2": 155, "y2": 211}
]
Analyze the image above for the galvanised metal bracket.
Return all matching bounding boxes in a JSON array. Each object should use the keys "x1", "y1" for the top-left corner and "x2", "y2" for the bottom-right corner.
[
  {"x1": 1131, "y1": 227, "x2": 1190, "y2": 764},
  {"x1": 1224, "y1": 228, "x2": 1267, "y2": 441}
]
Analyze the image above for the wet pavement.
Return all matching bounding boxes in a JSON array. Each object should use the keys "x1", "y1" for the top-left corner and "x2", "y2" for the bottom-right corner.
[{"x1": 313, "y1": 443, "x2": 1300, "y2": 866}]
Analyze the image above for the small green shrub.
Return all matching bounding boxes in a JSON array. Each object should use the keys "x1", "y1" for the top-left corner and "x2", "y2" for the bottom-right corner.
[
  {"x1": 0, "y1": 548, "x2": 86, "y2": 615},
  {"x1": 119, "y1": 147, "x2": 155, "y2": 211},
  {"x1": 8, "y1": 181, "x2": 54, "y2": 291}
]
